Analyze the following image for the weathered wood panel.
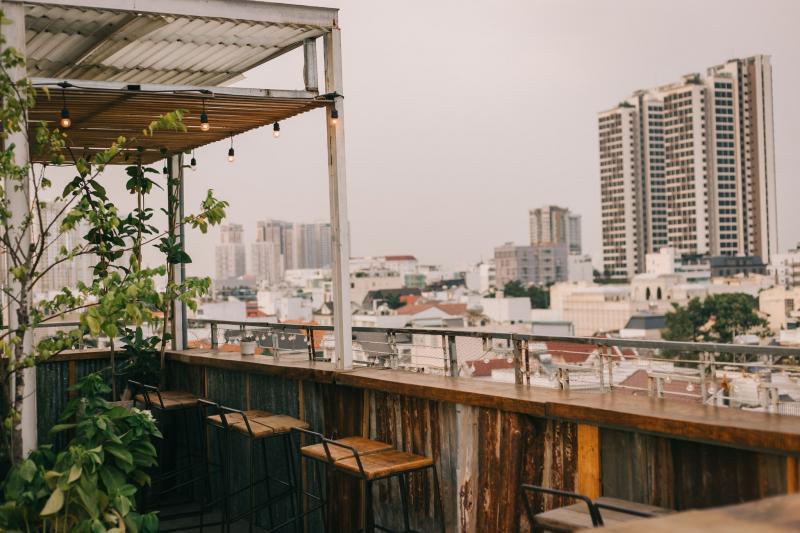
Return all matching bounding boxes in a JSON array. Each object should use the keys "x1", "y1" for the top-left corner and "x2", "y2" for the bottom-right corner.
[
  {"x1": 601, "y1": 428, "x2": 788, "y2": 510},
  {"x1": 36, "y1": 362, "x2": 70, "y2": 449}
]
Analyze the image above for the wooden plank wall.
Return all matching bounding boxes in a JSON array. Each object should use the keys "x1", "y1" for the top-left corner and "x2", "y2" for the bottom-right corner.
[{"x1": 34, "y1": 358, "x2": 797, "y2": 533}]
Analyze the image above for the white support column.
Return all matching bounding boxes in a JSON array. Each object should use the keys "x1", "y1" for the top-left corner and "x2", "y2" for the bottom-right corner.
[
  {"x1": 303, "y1": 38, "x2": 318, "y2": 92},
  {"x1": 168, "y1": 154, "x2": 186, "y2": 350},
  {"x1": 323, "y1": 28, "x2": 353, "y2": 370},
  {"x1": 1, "y1": 1, "x2": 36, "y2": 455}
]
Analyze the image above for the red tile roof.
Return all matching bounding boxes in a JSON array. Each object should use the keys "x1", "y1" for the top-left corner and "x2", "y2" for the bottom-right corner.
[
  {"x1": 384, "y1": 255, "x2": 417, "y2": 261},
  {"x1": 395, "y1": 302, "x2": 468, "y2": 316}
]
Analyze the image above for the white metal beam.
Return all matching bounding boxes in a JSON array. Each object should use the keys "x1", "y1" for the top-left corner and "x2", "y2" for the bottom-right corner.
[
  {"x1": 323, "y1": 28, "x2": 352, "y2": 370},
  {"x1": 1, "y1": 1, "x2": 37, "y2": 456},
  {"x1": 30, "y1": 77, "x2": 320, "y2": 100},
  {"x1": 10, "y1": 0, "x2": 339, "y2": 28}
]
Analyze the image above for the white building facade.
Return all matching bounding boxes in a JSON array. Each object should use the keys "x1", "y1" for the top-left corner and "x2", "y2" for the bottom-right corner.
[{"x1": 598, "y1": 56, "x2": 779, "y2": 280}]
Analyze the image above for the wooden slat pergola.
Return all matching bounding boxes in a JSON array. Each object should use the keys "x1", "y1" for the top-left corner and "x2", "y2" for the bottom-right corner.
[
  {"x1": 2, "y1": 0, "x2": 355, "y2": 455},
  {"x1": 29, "y1": 80, "x2": 329, "y2": 163}
]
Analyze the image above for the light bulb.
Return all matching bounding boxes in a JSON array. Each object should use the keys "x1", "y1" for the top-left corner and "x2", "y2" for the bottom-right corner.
[
  {"x1": 273, "y1": 122, "x2": 280, "y2": 138},
  {"x1": 59, "y1": 107, "x2": 71, "y2": 129},
  {"x1": 482, "y1": 355, "x2": 490, "y2": 364},
  {"x1": 686, "y1": 382, "x2": 695, "y2": 392},
  {"x1": 505, "y1": 355, "x2": 514, "y2": 364},
  {"x1": 190, "y1": 157, "x2": 197, "y2": 170},
  {"x1": 330, "y1": 107, "x2": 339, "y2": 125},
  {"x1": 227, "y1": 147, "x2": 235, "y2": 163},
  {"x1": 200, "y1": 111, "x2": 210, "y2": 131}
]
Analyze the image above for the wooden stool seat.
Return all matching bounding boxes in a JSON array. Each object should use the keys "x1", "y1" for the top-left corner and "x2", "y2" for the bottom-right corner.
[
  {"x1": 135, "y1": 390, "x2": 199, "y2": 409},
  {"x1": 334, "y1": 449, "x2": 433, "y2": 480},
  {"x1": 205, "y1": 408, "x2": 273, "y2": 427},
  {"x1": 301, "y1": 437, "x2": 393, "y2": 463},
  {"x1": 534, "y1": 496, "x2": 671, "y2": 532}
]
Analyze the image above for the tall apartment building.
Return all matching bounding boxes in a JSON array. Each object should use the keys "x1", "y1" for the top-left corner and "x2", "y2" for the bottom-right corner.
[
  {"x1": 598, "y1": 55, "x2": 778, "y2": 279},
  {"x1": 250, "y1": 220, "x2": 332, "y2": 283},
  {"x1": 215, "y1": 223, "x2": 246, "y2": 280},
  {"x1": 37, "y1": 202, "x2": 94, "y2": 294},
  {"x1": 529, "y1": 205, "x2": 582, "y2": 254}
]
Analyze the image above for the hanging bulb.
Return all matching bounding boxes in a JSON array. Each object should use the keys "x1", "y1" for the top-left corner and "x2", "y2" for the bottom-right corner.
[
  {"x1": 273, "y1": 122, "x2": 280, "y2": 138},
  {"x1": 190, "y1": 156, "x2": 197, "y2": 170},
  {"x1": 686, "y1": 382, "x2": 695, "y2": 392},
  {"x1": 330, "y1": 107, "x2": 338, "y2": 125},
  {"x1": 482, "y1": 354, "x2": 490, "y2": 364},
  {"x1": 162, "y1": 164, "x2": 168, "y2": 175},
  {"x1": 59, "y1": 107, "x2": 71, "y2": 129},
  {"x1": 200, "y1": 99, "x2": 210, "y2": 131},
  {"x1": 227, "y1": 147, "x2": 235, "y2": 162}
]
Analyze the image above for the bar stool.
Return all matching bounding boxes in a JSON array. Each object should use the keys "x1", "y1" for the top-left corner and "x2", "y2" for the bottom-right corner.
[
  {"x1": 128, "y1": 381, "x2": 201, "y2": 503},
  {"x1": 213, "y1": 405, "x2": 310, "y2": 533},
  {"x1": 521, "y1": 484, "x2": 671, "y2": 532},
  {"x1": 297, "y1": 430, "x2": 444, "y2": 533},
  {"x1": 292, "y1": 428, "x2": 395, "y2": 531}
]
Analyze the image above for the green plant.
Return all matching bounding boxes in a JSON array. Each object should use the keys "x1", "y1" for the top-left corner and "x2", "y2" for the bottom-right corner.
[
  {"x1": 117, "y1": 327, "x2": 161, "y2": 387},
  {"x1": 663, "y1": 293, "x2": 771, "y2": 344},
  {"x1": 0, "y1": 8, "x2": 228, "y2": 464},
  {"x1": 0, "y1": 372, "x2": 161, "y2": 532}
]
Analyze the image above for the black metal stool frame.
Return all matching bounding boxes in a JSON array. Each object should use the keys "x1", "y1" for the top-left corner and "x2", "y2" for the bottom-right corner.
[
  {"x1": 520, "y1": 484, "x2": 657, "y2": 531},
  {"x1": 322, "y1": 438, "x2": 445, "y2": 533},
  {"x1": 289, "y1": 427, "x2": 330, "y2": 532},
  {"x1": 217, "y1": 405, "x2": 302, "y2": 533}
]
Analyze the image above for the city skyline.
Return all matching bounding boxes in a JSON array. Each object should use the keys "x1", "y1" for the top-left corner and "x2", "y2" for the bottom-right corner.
[{"x1": 43, "y1": 1, "x2": 800, "y2": 279}]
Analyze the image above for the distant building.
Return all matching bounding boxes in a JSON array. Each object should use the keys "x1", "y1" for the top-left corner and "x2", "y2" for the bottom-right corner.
[
  {"x1": 709, "y1": 256, "x2": 767, "y2": 278},
  {"x1": 349, "y1": 269, "x2": 403, "y2": 306},
  {"x1": 770, "y1": 244, "x2": 800, "y2": 288},
  {"x1": 250, "y1": 240, "x2": 283, "y2": 285},
  {"x1": 37, "y1": 201, "x2": 94, "y2": 294},
  {"x1": 494, "y1": 243, "x2": 535, "y2": 287},
  {"x1": 215, "y1": 223, "x2": 246, "y2": 280},
  {"x1": 529, "y1": 205, "x2": 582, "y2": 254},
  {"x1": 480, "y1": 296, "x2": 531, "y2": 324},
  {"x1": 599, "y1": 55, "x2": 779, "y2": 279},
  {"x1": 532, "y1": 242, "x2": 568, "y2": 285},
  {"x1": 759, "y1": 286, "x2": 800, "y2": 332},
  {"x1": 567, "y1": 254, "x2": 594, "y2": 282}
]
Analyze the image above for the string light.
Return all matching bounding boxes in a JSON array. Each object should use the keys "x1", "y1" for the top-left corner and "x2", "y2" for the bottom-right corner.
[
  {"x1": 59, "y1": 87, "x2": 71, "y2": 129},
  {"x1": 190, "y1": 149, "x2": 197, "y2": 170},
  {"x1": 273, "y1": 122, "x2": 280, "y2": 138},
  {"x1": 200, "y1": 98, "x2": 210, "y2": 131},
  {"x1": 227, "y1": 136, "x2": 235, "y2": 163},
  {"x1": 330, "y1": 107, "x2": 338, "y2": 125}
]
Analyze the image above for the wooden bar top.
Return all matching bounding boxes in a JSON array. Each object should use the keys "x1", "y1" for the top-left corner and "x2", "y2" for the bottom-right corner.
[
  {"x1": 582, "y1": 493, "x2": 800, "y2": 532},
  {"x1": 160, "y1": 349, "x2": 800, "y2": 454}
]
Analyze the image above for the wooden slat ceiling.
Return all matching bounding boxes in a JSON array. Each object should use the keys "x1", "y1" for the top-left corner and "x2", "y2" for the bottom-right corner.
[{"x1": 29, "y1": 87, "x2": 328, "y2": 164}]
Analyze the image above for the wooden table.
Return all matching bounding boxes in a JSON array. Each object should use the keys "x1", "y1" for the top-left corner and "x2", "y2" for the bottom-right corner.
[{"x1": 581, "y1": 493, "x2": 800, "y2": 532}]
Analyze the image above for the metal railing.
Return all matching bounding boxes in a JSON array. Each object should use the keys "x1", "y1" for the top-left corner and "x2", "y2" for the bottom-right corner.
[{"x1": 185, "y1": 318, "x2": 800, "y2": 416}]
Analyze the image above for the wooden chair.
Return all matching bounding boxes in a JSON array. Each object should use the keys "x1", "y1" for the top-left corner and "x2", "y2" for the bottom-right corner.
[
  {"x1": 521, "y1": 484, "x2": 672, "y2": 532},
  {"x1": 215, "y1": 405, "x2": 309, "y2": 533},
  {"x1": 304, "y1": 433, "x2": 444, "y2": 533}
]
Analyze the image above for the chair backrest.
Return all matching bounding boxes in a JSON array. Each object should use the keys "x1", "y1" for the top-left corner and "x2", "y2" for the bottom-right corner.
[{"x1": 520, "y1": 484, "x2": 604, "y2": 528}]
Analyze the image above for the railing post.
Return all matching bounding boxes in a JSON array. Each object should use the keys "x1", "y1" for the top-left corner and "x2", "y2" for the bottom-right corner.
[
  {"x1": 513, "y1": 337, "x2": 524, "y2": 385},
  {"x1": 597, "y1": 345, "x2": 605, "y2": 392},
  {"x1": 523, "y1": 339, "x2": 530, "y2": 386},
  {"x1": 605, "y1": 345, "x2": 614, "y2": 390},
  {"x1": 210, "y1": 322, "x2": 219, "y2": 349},
  {"x1": 699, "y1": 352, "x2": 708, "y2": 401},
  {"x1": 306, "y1": 326, "x2": 315, "y2": 361},
  {"x1": 447, "y1": 335, "x2": 458, "y2": 377}
]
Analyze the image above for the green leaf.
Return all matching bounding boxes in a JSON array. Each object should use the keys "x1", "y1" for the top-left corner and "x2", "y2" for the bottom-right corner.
[
  {"x1": 105, "y1": 443, "x2": 133, "y2": 466},
  {"x1": 68, "y1": 463, "x2": 82, "y2": 483},
  {"x1": 40, "y1": 487, "x2": 65, "y2": 516}
]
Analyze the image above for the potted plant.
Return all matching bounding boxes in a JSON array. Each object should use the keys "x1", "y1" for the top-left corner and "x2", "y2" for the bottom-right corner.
[{"x1": 240, "y1": 334, "x2": 257, "y2": 356}]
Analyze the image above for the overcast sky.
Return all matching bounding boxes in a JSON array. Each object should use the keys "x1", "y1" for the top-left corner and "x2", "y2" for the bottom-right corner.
[{"x1": 53, "y1": 0, "x2": 800, "y2": 278}]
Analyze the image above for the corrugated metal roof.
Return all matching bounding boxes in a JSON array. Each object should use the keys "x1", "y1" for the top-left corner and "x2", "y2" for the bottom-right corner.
[{"x1": 24, "y1": 3, "x2": 330, "y2": 86}]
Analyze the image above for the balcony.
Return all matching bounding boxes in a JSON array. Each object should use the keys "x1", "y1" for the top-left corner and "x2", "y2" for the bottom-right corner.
[{"x1": 31, "y1": 321, "x2": 800, "y2": 531}]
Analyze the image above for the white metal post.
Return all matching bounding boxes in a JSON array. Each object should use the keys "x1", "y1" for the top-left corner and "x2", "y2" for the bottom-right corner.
[
  {"x1": 323, "y1": 28, "x2": 353, "y2": 370},
  {"x1": 169, "y1": 154, "x2": 186, "y2": 350},
  {"x1": 2, "y1": 2, "x2": 37, "y2": 455}
]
